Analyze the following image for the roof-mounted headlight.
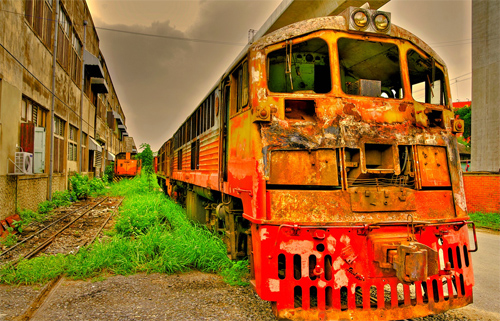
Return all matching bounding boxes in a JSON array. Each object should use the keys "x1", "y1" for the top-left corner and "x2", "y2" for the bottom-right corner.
[
  {"x1": 352, "y1": 10, "x2": 369, "y2": 29},
  {"x1": 373, "y1": 12, "x2": 390, "y2": 32},
  {"x1": 342, "y1": 6, "x2": 391, "y2": 35}
]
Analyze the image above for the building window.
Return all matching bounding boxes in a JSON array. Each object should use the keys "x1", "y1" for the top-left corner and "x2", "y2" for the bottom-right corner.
[
  {"x1": 82, "y1": 132, "x2": 88, "y2": 171},
  {"x1": 68, "y1": 125, "x2": 77, "y2": 161},
  {"x1": 20, "y1": 97, "x2": 48, "y2": 174},
  {"x1": 25, "y1": 0, "x2": 53, "y2": 50},
  {"x1": 71, "y1": 32, "x2": 83, "y2": 84},
  {"x1": 54, "y1": 116, "x2": 65, "y2": 137},
  {"x1": 21, "y1": 98, "x2": 34, "y2": 122},
  {"x1": 53, "y1": 116, "x2": 65, "y2": 173},
  {"x1": 57, "y1": 3, "x2": 71, "y2": 70}
]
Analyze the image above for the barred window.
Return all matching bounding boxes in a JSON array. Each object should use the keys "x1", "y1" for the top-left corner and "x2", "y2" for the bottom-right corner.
[
  {"x1": 68, "y1": 142, "x2": 77, "y2": 161},
  {"x1": 54, "y1": 116, "x2": 65, "y2": 137},
  {"x1": 69, "y1": 125, "x2": 77, "y2": 141}
]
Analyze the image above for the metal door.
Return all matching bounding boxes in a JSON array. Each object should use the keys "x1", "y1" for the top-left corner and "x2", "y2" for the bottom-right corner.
[{"x1": 33, "y1": 127, "x2": 46, "y2": 173}]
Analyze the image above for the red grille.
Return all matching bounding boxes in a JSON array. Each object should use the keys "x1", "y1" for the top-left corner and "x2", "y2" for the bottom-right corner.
[{"x1": 251, "y1": 224, "x2": 474, "y2": 320}]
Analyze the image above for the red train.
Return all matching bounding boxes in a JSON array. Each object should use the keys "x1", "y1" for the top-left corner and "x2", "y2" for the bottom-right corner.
[
  {"x1": 157, "y1": 6, "x2": 474, "y2": 320},
  {"x1": 114, "y1": 152, "x2": 141, "y2": 178}
]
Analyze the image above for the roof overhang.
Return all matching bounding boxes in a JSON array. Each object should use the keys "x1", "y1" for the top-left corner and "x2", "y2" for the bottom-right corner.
[
  {"x1": 89, "y1": 137, "x2": 102, "y2": 152},
  {"x1": 91, "y1": 78, "x2": 109, "y2": 94},
  {"x1": 108, "y1": 152, "x2": 115, "y2": 161},
  {"x1": 113, "y1": 111, "x2": 124, "y2": 125},
  {"x1": 84, "y1": 50, "x2": 105, "y2": 79}
]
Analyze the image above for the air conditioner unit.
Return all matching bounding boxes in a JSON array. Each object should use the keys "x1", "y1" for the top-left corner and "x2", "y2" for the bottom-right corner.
[{"x1": 15, "y1": 152, "x2": 33, "y2": 174}]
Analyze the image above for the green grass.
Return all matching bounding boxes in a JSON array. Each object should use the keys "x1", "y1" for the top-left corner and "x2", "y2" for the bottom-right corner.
[
  {"x1": 0, "y1": 174, "x2": 248, "y2": 286},
  {"x1": 469, "y1": 212, "x2": 500, "y2": 231}
]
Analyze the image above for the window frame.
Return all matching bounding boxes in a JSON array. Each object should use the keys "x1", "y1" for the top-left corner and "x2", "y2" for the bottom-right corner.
[
  {"x1": 336, "y1": 36, "x2": 403, "y2": 100},
  {"x1": 406, "y1": 47, "x2": 449, "y2": 107},
  {"x1": 25, "y1": 0, "x2": 54, "y2": 50},
  {"x1": 266, "y1": 36, "x2": 332, "y2": 95}
]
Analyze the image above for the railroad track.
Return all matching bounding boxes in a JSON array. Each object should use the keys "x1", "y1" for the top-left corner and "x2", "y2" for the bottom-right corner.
[{"x1": 0, "y1": 196, "x2": 124, "y2": 267}]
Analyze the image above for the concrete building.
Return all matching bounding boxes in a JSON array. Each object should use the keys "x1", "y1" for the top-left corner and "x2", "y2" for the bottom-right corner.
[
  {"x1": 471, "y1": 0, "x2": 500, "y2": 172},
  {"x1": 0, "y1": 0, "x2": 132, "y2": 220}
]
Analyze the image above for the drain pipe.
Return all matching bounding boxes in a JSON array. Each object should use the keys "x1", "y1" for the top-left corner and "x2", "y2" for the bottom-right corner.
[
  {"x1": 48, "y1": 0, "x2": 60, "y2": 201},
  {"x1": 79, "y1": 20, "x2": 87, "y2": 173}
]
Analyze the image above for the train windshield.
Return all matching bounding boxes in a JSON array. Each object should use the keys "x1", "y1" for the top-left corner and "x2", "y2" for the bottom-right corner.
[
  {"x1": 407, "y1": 49, "x2": 448, "y2": 106},
  {"x1": 267, "y1": 38, "x2": 331, "y2": 94},
  {"x1": 338, "y1": 38, "x2": 403, "y2": 99}
]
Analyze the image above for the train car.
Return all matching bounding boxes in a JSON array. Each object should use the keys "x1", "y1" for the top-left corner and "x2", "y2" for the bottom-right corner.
[
  {"x1": 114, "y1": 152, "x2": 141, "y2": 178},
  {"x1": 156, "y1": 5, "x2": 475, "y2": 320}
]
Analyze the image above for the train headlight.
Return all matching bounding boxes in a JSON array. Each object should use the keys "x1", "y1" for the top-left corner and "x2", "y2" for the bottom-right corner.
[
  {"x1": 352, "y1": 10, "x2": 369, "y2": 28},
  {"x1": 342, "y1": 6, "x2": 391, "y2": 35},
  {"x1": 373, "y1": 13, "x2": 390, "y2": 31}
]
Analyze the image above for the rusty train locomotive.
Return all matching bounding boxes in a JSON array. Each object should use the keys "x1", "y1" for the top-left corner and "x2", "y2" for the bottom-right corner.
[
  {"x1": 114, "y1": 152, "x2": 141, "y2": 178},
  {"x1": 156, "y1": 6, "x2": 474, "y2": 320}
]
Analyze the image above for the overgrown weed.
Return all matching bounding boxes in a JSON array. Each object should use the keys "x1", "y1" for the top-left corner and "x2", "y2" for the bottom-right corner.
[{"x1": 0, "y1": 175, "x2": 248, "y2": 287}]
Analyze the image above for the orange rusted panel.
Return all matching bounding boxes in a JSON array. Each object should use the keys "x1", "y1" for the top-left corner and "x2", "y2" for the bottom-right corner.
[
  {"x1": 350, "y1": 187, "x2": 416, "y2": 212},
  {"x1": 415, "y1": 191, "x2": 456, "y2": 219},
  {"x1": 268, "y1": 190, "x2": 351, "y2": 222},
  {"x1": 270, "y1": 149, "x2": 338, "y2": 186},
  {"x1": 416, "y1": 146, "x2": 451, "y2": 187}
]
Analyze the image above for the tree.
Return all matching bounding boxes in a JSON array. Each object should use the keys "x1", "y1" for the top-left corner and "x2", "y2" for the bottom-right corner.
[
  {"x1": 135, "y1": 143, "x2": 154, "y2": 190},
  {"x1": 455, "y1": 105, "x2": 471, "y2": 147},
  {"x1": 455, "y1": 105, "x2": 471, "y2": 139}
]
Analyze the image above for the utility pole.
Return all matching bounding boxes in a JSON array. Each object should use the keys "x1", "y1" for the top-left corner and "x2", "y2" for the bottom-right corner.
[
  {"x1": 79, "y1": 20, "x2": 87, "y2": 173},
  {"x1": 48, "y1": 0, "x2": 60, "y2": 201}
]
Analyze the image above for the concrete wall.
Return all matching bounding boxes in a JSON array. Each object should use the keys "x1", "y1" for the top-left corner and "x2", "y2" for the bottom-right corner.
[
  {"x1": 0, "y1": 0, "x2": 134, "y2": 220},
  {"x1": 463, "y1": 173, "x2": 500, "y2": 213},
  {"x1": 471, "y1": 1, "x2": 500, "y2": 172},
  {"x1": 0, "y1": 174, "x2": 67, "y2": 214}
]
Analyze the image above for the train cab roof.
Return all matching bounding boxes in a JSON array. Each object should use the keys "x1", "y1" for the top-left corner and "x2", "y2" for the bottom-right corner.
[{"x1": 250, "y1": 10, "x2": 445, "y2": 68}]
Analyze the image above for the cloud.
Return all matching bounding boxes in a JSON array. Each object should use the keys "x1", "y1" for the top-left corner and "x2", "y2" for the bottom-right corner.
[{"x1": 94, "y1": 1, "x2": 280, "y2": 150}]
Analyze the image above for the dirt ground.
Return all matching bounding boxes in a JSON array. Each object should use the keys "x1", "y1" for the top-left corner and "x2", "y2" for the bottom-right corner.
[
  {"x1": 1, "y1": 271, "x2": 499, "y2": 321},
  {"x1": 0, "y1": 271, "x2": 275, "y2": 321}
]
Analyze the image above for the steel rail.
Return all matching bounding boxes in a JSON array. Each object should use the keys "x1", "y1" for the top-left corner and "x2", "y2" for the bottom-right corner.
[
  {"x1": 21, "y1": 197, "x2": 109, "y2": 261},
  {"x1": 0, "y1": 197, "x2": 107, "y2": 258},
  {"x1": 0, "y1": 197, "x2": 110, "y2": 269},
  {"x1": 82, "y1": 197, "x2": 124, "y2": 248}
]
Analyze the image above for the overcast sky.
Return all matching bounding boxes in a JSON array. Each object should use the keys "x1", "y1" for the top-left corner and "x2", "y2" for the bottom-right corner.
[{"x1": 86, "y1": 0, "x2": 472, "y2": 151}]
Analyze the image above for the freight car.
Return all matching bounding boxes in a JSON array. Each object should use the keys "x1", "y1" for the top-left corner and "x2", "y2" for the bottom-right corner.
[
  {"x1": 156, "y1": 5, "x2": 475, "y2": 320},
  {"x1": 114, "y1": 152, "x2": 141, "y2": 178}
]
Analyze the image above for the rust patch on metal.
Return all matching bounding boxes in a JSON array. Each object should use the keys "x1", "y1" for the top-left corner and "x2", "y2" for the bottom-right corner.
[{"x1": 343, "y1": 103, "x2": 362, "y2": 122}]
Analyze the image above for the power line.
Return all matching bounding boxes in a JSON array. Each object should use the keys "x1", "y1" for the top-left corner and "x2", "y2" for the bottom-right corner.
[
  {"x1": 95, "y1": 27, "x2": 247, "y2": 46},
  {"x1": 0, "y1": 41, "x2": 93, "y2": 129}
]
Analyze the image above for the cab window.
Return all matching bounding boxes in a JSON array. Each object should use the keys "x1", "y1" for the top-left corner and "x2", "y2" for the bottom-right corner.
[
  {"x1": 338, "y1": 38, "x2": 403, "y2": 99},
  {"x1": 407, "y1": 49, "x2": 448, "y2": 106},
  {"x1": 268, "y1": 38, "x2": 331, "y2": 94}
]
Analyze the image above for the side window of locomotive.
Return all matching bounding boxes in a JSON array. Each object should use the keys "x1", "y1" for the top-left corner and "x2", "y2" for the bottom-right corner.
[
  {"x1": 338, "y1": 38, "x2": 403, "y2": 99},
  {"x1": 232, "y1": 61, "x2": 249, "y2": 115},
  {"x1": 267, "y1": 38, "x2": 331, "y2": 94},
  {"x1": 408, "y1": 50, "x2": 448, "y2": 106}
]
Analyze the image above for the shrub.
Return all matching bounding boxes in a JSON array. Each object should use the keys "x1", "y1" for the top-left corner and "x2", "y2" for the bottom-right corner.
[
  {"x1": 70, "y1": 173, "x2": 90, "y2": 200},
  {"x1": 52, "y1": 190, "x2": 74, "y2": 207},
  {"x1": 89, "y1": 177, "x2": 106, "y2": 197},
  {"x1": 104, "y1": 162, "x2": 114, "y2": 183},
  {"x1": 38, "y1": 200, "x2": 54, "y2": 215}
]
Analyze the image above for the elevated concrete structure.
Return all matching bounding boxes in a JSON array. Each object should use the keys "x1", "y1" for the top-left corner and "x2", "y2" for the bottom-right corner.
[
  {"x1": 471, "y1": 1, "x2": 500, "y2": 172},
  {"x1": 255, "y1": 0, "x2": 390, "y2": 40}
]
